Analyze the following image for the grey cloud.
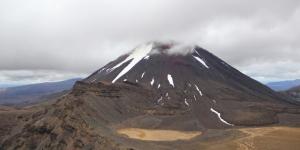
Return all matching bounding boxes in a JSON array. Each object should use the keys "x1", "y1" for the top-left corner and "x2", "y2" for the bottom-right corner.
[{"x1": 0, "y1": 0, "x2": 300, "y2": 83}]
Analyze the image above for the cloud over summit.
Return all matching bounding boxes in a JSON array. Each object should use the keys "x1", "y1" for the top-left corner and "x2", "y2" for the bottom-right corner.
[{"x1": 0, "y1": 0, "x2": 300, "y2": 83}]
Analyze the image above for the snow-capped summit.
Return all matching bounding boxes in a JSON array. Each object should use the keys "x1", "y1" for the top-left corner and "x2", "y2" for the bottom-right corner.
[{"x1": 86, "y1": 41, "x2": 211, "y2": 84}]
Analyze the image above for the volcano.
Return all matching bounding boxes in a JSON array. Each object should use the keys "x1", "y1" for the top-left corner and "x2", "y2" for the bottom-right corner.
[
  {"x1": 83, "y1": 41, "x2": 298, "y2": 127},
  {"x1": 1, "y1": 42, "x2": 300, "y2": 150}
]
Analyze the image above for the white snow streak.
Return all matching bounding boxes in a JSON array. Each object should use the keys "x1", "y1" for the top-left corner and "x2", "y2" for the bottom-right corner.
[
  {"x1": 194, "y1": 49, "x2": 200, "y2": 56},
  {"x1": 212, "y1": 99, "x2": 217, "y2": 104},
  {"x1": 157, "y1": 96, "x2": 163, "y2": 103},
  {"x1": 150, "y1": 78, "x2": 155, "y2": 86},
  {"x1": 184, "y1": 98, "x2": 189, "y2": 106},
  {"x1": 193, "y1": 95, "x2": 197, "y2": 101},
  {"x1": 194, "y1": 85, "x2": 203, "y2": 96},
  {"x1": 193, "y1": 56, "x2": 209, "y2": 69},
  {"x1": 144, "y1": 55, "x2": 150, "y2": 60},
  {"x1": 167, "y1": 74, "x2": 175, "y2": 87},
  {"x1": 141, "y1": 72, "x2": 145, "y2": 78},
  {"x1": 112, "y1": 44, "x2": 153, "y2": 83},
  {"x1": 157, "y1": 84, "x2": 161, "y2": 89},
  {"x1": 210, "y1": 108, "x2": 234, "y2": 126}
]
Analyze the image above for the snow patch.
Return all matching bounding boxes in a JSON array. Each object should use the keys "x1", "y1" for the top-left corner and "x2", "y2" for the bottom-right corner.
[
  {"x1": 184, "y1": 98, "x2": 189, "y2": 106},
  {"x1": 157, "y1": 84, "x2": 161, "y2": 89},
  {"x1": 167, "y1": 74, "x2": 175, "y2": 87},
  {"x1": 144, "y1": 55, "x2": 150, "y2": 60},
  {"x1": 150, "y1": 78, "x2": 155, "y2": 86},
  {"x1": 141, "y1": 72, "x2": 145, "y2": 78},
  {"x1": 194, "y1": 48, "x2": 200, "y2": 56},
  {"x1": 212, "y1": 99, "x2": 217, "y2": 104},
  {"x1": 112, "y1": 44, "x2": 153, "y2": 83},
  {"x1": 210, "y1": 108, "x2": 234, "y2": 126},
  {"x1": 193, "y1": 56, "x2": 209, "y2": 69},
  {"x1": 193, "y1": 95, "x2": 197, "y2": 101},
  {"x1": 194, "y1": 85, "x2": 203, "y2": 96},
  {"x1": 157, "y1": 96, "x2": 163, "y2": 103}
]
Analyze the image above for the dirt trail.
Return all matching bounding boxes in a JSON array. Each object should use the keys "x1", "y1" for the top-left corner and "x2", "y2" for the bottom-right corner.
[
  {"x1": 236, "y1": 127, "x2": 300, "y2": 150},
  {"x1": 236, "y1": 127, "x2": 274, "y2": 150},
  {"x1": 117, "y1": 128, "x2": 201, "y2": 141}
]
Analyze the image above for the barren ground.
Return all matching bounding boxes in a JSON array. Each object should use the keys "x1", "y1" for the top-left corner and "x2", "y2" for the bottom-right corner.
[
  {"x1": 117, "y1": 128, "x2": 202, "y2": 141},
  {"x1": 116, "y1": 126, "x2": 300, "y2": 150}
]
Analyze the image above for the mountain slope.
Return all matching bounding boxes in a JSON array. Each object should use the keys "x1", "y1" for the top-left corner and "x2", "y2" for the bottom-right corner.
[
  {"x1": 281, "y1": 86, "x2": 300, "y2": 102},
  {"x1": 267, "y1": 79, "x2": 300, "y2": 91},
  {"x1": 0, "y1": 78, "x2": 81, "y2": 105}
]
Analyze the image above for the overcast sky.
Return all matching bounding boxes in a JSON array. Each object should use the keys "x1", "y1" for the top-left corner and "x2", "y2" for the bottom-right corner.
[{"x1": 0, "y1": 0, "x2": 300, "y2": 85}]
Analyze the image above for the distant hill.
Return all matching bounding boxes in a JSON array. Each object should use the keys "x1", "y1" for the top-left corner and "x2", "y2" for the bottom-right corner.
[
  {"x1": 281, "y1": 85, "x2": 300, "y2": 102},
  {"x1": 266, "y1": 79, "x2": 300, "y2": 91},
  {"x1": 0, "y1": 83, "x2": 25, "y2": 88},
  {"x1": 0, "y1": 78, "x2": 81, "y2": 105}
]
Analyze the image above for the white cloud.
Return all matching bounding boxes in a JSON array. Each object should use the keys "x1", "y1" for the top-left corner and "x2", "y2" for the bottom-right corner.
[{"x1": 0, "y1": 0, "x2": 300, "y2": 83}]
